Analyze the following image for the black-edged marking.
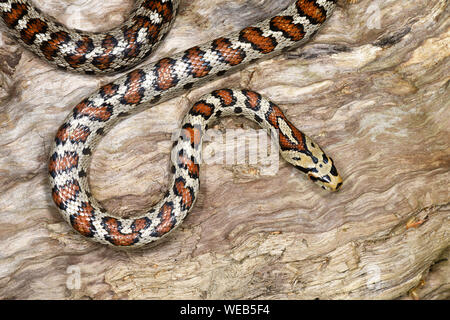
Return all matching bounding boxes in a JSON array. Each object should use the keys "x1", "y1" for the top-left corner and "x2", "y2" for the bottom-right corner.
[
  {"x1": 69, "y1": 201, "x2": 96, "y2": 238},
  {"x1": 20, "y1": 18, "x2": 48, "y2": 45},
  {"x1": 269, "y1": 15, "x2": 305, "y2": 42},
  {"x1": 180, "y1": 123, "x2": 202, "y2": 149},
  {"x1": 120, "y1": 69, "x2": 146, "y2": 105},
  {"x1": 2, "y1": 2, "x2": 28, "y2": 28},
  {"x1": 153, "y1": 57, "x2": 179, "y2": 91},
  {"x1": 295, "y1": 0, "x2": 327, "y2": 25},
  {"x1": 239, "y1": 26, "x2": 278, "y2": 54},
  {"x1": 51, "y1": 179, "x2": 80, "y2": 210},
  {"x1": 189, "y1": 100, "x2": 215, "y2": 120},
  {"x1": 48, "y1": 151, "x2": 79, "y2": 178},
  {"x1": 182, "y1": 46, "x2": 212, "y2": 78},
  {"x1": 150, "y1": 201, "x2": 176, "y2": 237},
  {"x1": 173, "y1": 176, "x2": 195, "y2": 211},
  {"x1": 242, "y1": 89, "x2": 262, "y2": 111},
  {"x1": 212, "y1": 89, "x2": 236, "y2": 107},
  {"x1": 211, "y1": 37, "x2": 247, "y2": 66},
  {"x1": 73, "y1": 100, "x2": 114, "y2": 122},
  {"x1": 91, "y1": 34, "x2": 118, "y2": 71}
]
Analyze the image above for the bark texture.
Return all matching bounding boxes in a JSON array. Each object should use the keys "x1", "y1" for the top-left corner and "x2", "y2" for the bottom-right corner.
[{"x1": 0, "y1": 0, "x2": 448, "y2": 299}]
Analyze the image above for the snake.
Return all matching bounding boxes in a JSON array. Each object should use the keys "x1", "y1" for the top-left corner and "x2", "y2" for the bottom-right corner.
[
  {"x1": 0, "y1": 0, "x2": 179, "y2": 73},
  {"x1": 1, "y1": 0, "x2": 343, "y2": 247}
]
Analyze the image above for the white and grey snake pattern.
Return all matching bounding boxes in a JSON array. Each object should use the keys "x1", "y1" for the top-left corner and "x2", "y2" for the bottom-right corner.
[{"x1": 1, "y1": 0, "x2": 343, "y2": 247}]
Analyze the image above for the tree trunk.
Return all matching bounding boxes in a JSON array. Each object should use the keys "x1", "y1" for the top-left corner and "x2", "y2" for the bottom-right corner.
[{"x1": 0, "y1": 0, "x2": 448, "y2": 299}]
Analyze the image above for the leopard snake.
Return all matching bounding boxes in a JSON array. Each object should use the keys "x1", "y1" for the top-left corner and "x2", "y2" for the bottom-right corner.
[{"x1": 1, "y1": 0, "x2": 343, "y2": 247}]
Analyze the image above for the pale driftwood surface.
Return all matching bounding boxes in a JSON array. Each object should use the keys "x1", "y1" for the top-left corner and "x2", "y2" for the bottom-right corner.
[{"x1": 0, "y1": 0, "x2": 448, "y2": 300}]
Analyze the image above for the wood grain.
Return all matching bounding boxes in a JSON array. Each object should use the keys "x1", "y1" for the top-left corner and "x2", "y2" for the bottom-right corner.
[{"x1": 0, "y1": 0, "x2": 448, "y2": 299}]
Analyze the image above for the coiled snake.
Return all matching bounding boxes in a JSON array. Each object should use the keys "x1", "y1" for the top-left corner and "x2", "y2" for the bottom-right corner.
[{"x1": 1, "y1": 0, "x2": 343, "y2": 247}]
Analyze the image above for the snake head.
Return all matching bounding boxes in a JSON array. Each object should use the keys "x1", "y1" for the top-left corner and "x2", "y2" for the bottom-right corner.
[
  {"x1": 305, "y1": 159, "x2": 343, "y2": 192},
  {"x1": 283, "y1": 139, "x2": 343, "y2": 192}
]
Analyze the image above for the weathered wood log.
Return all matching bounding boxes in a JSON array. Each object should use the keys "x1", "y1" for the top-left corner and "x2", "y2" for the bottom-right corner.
[{"x1": 0, "y1": 0, "x2": 448, "y2": 299}]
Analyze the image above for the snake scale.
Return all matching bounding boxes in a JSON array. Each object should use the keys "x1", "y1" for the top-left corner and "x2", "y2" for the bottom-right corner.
[{"x1": 1, "y1": 0, "x2": 343, "y2": 247}]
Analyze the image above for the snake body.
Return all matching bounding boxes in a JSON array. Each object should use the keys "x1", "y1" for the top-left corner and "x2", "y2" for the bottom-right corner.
[
  {"x1": 0, "y1": 0, "x2": 180, "y2": 73},
  {"x1": 1, "y1": 0, "x2": 342, "y2": 247}
]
